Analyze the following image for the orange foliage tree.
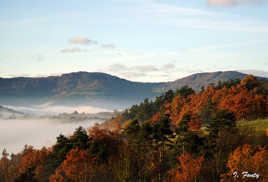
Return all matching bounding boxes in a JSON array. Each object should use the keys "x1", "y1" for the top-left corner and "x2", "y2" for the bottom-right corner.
[
  {"x1": 167, "y1": 153, "x2": 204, "y2": 182},
  {"x1": 222, "y1": 144, "x2": 268, "y2": 182},
  {"x1": 50, "y1": 147, "x2": 96, "y2": 182},
  {"x1": 0, "y1": 149, "x2": 11, "y2": 182},
  {"x1": 165, "y1": 75, "x2": 267, "y2": 126},
  {"x1": 19, "y1": 146, "x2": 49, "y2": 175}
]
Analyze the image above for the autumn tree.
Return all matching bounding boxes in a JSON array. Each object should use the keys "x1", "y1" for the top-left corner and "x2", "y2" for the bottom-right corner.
[
  {"x1": 167, "y1": 152, "x2": 204, "y2": 182},
  {"x1": 50, "y1": 148, "x2": 97, "y2": 182},
  {"x1": 222, "y1": 144, "x2": 268, "y2": 182},
  {"x1": 173, "y1": 114, "x2": 204, "y2": 157},
  {"x1": 0, "y1": 149, "x2": 11, "y2": 182}
]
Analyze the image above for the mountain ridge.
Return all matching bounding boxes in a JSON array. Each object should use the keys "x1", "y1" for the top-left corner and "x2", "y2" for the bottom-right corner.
[
  {"x1": 0, "y1": 105, "x2": 24, "y2": 119},
  {"x1": 163, "y1": 71, "x2": 249, "y2": 91},
  {"x1": 0, "y1": 71, "x2": 266, "y2": 109}
]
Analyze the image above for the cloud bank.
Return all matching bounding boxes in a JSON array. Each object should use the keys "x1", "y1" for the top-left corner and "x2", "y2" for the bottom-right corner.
[
  {"x1": 61, "y1": 37, "x2": 117, "y2": 53},
  {"x1": 106, "y1": 63, "x2": 178, "y2": 80}
]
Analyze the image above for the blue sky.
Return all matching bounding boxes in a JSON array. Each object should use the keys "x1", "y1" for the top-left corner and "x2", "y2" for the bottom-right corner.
[{"x1": 1, "y1": 0, "x2": 268, "y2": 82}]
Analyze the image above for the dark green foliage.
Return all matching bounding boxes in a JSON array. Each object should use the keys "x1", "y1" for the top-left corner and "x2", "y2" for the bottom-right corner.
[
  {"x1": 45, "y1": 127, "x2": 90, "y2": 176},
  {"x1": 199, "y1": 100, "x2": 215, "y2": 124},
  {"x1": 124, "y1": 120, "x2": 141, "y2": 142},
  {"x1": 122, "y1": 90, "x2": 175, "y2": 122},
  {"x1": 54, "y1": 134, "x2": 71, "y2": 156},
  {"x1": 152, "y1": 114, "x2": 173, "y2": 146},
  {"x1": 207, "y1": 110, "x2": 236, "y2": 138},
  {"x1": 176, "y1": 114, "x2": 191, "y2": 133},
  {"x1": 138, "y1": 122, "x2": 154, "y2": 142},
  {"x1": 48, "y1": 134, "x2": 71, "y2": 168},
  {"x1": 202, "y1": 110, "x2": 238, "y2": 181},
  {"x1": 162, "y1": 90, "x2": 175, "y2": 103},
  {"x1": 205, "y1": 109, "x2": 237, "y2": 157},
  {"x1": 135, "y1": 98, "x2": 154, "y2": 121},
  {"x1": 200, "y1": 86, "x2": 205, "y2": 93},
  {"x1": 175, "y1": 86, "x2": 195, "y2": 98},
  {"x1": 70, "y1": 126, "x2": 90, "y2": 149},
  {"x1": 255, "y1": 79, "x2": 268, "y2": 95},
  {"x1": 174, "y1": 114, "x2": 205, "y2": 157},
  {"x1": 88, "y1": 134, "x2": 119, "y2": 164},
  {"x1": 14, "y1": 167, "x2": 37, "y2": 182},
  {"x1": 215, "y1": 79, "x2": 241, "y2": 89}
]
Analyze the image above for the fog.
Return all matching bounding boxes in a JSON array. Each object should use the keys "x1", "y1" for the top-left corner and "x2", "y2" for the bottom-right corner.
[
  {"x1": 0, "y1": 118, "x2": 102, "y2": 155},
  {"x1": 4, "y1": 104, "x2": 110, "y2": 115}
]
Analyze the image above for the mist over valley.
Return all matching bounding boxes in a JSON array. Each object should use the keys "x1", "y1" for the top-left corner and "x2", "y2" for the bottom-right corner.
[{"x1": 0, "y1": 118, "x2": 104, "y2": 155}]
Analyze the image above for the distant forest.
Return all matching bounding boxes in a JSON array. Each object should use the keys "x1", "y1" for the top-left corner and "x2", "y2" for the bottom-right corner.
[{"x1": 0, "y1": 75, "x2": 268, "y2": 182}]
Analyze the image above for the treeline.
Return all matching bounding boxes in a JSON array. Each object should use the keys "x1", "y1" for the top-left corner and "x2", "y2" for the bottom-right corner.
[
  {"x1": 106, "y1": 75, "x2": 268, "y2": 128},
  {"x1": 0, "y1": 75, "x2": 268, "y2": 182}
]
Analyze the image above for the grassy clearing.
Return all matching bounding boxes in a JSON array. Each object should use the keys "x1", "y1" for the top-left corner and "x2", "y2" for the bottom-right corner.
[
  {"x1": 237, "y1": 119, "x2": 268, "y2": 135},
  {"x1": 200, "y1": 119, "x2": 268, "y2": 136}
]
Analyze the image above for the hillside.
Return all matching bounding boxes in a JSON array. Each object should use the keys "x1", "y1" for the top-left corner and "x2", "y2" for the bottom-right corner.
[
  {"x1": 1, "y1": 75, "x2": 267, "y2": 182},
  {"x1": 106, "y1": 74, "x2": 268, "y2": 129},
  {"x1": 0, "y1": 72, "x2": 163, "y2": 108},
  {"x1": 0, "y1": 71, "x2": 265, "y2": 109},
  {"x1": 163, "y1": 71, "x2": 248, "y2": 91}
]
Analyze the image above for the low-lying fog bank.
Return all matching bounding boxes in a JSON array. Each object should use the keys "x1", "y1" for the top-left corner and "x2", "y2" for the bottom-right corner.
[
  {"x1": 0, "y1": 118, "x2": 103, "y2": 155},
  {"x1": 4, "y1": 104, "x2": 110, "y2": 115}
]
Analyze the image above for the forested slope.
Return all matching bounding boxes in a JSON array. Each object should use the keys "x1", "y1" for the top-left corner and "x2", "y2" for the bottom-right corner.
[{"x1": 106, "y1": 75, "x2": 268, "y2": 129}]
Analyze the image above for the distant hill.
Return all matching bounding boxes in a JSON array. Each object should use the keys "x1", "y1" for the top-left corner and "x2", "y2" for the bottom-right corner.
[
  {"x1": 0, "y1": 72, "x2": 163, "y2": 109},
  {"x1": 0, "y1": 105, "x2": 24, "y2": 119},
  {"x1": 163, "y1": 71, "x2": 248, "y2": 91},
  {"x1": 0, "y1": 71, "x2": 265, "y2": 110},
  {"x1": 0, "y1": 72, "x2": 162, "y2": 97}
]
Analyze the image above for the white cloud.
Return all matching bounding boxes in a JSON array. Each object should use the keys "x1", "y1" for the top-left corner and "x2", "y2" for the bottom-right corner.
[
  {"x1": 69, "y1": 37, "x2": 98, "y2": 45},
  {"x1": 135, "y1": 65, "x2": 158, "y2": 72},
  {"x1": 101, "y1": 44, "x2": 116, "y2": 49},
  {"x1": 106, "y1": 63, "x2": 182, "y2": 81},
  {"x1": 108, "y1": 64, "x2": 128, "y2": 72},
  {"x1": 207, "y1": 0, "x2": 265, "y2": 6},
  {"x1": 5, "y1": 73, "x2": 32, "y2": 78},
  {"x1": 145, "y1": 2, "x2": 215, "y2": 16},
  {"x1": 60, "y1": 48, "x2": 86, "y2": 53},
  {"x1": 163, "y1": 63, "x2": 175, "y2": 70},
  {"x1": 120, "y1": 72, "x2": 146, "y2": 78},
  {"x1": 108, "y1": 64, "x2": 159, "y2": 73},
  {"x1": 130, "y1": 0, "x2": 268, "y2": 32},
  {"x1": 171, "y1": 18, "x2": 268, "y2": 33}
]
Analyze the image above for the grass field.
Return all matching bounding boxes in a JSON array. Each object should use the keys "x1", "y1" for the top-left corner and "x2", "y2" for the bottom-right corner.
[
  {"x1": 237, "y1": 119, "x2": 268, "y2": 135},
  {"x1": 201, "y1": 119, "x2": 268, "y2": 136}
]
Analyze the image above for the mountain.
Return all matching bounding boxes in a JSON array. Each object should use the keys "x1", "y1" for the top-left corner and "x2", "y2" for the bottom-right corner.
[
  {"x1": 0, "y1": 105, "x2": 24, "y2": 119},
  {"x1": 0, "y1": 72, "x2": 164, "y2": 109},
  {"x1": 0, "y1": 71, "x2": 265, "y2": 110},
  {"x1": 163, "y1": 71, "x2": 248, "y2": 91}
]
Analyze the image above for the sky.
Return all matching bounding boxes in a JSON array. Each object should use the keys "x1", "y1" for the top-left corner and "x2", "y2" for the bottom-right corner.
[{"x1": 1, "y1": 0, "x2": 268, "y2": 82}]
